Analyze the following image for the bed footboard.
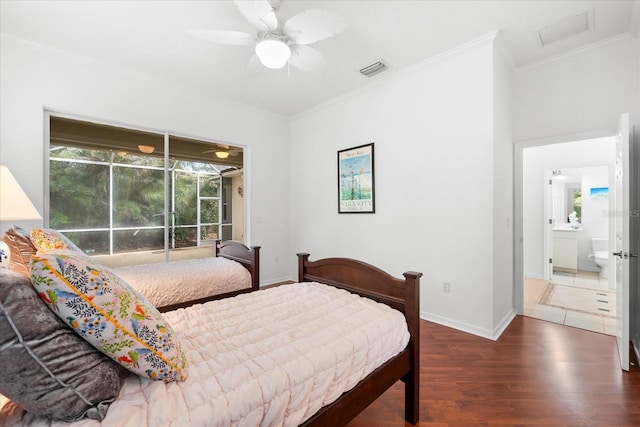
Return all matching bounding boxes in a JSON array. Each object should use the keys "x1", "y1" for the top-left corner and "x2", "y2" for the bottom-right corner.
[{"x1": 296, "y1": 253, "x2": 422, "y2": 426}]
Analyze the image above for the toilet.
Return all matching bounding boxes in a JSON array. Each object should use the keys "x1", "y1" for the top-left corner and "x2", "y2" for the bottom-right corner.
[{"x1": 589, "y1": 238, "x2": 609, "y2": 279}]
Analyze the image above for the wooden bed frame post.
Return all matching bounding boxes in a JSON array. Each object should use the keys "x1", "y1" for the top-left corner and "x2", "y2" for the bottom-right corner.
[
  {"x1": 249, "y1": 245, "x2": 260, "y2": 290},
  {"x1": 297, "y1": 252, "x2": 310, "y2": 283},
  {"x1": 402, "y1": 270, "x2": 422, "y2": 424}
]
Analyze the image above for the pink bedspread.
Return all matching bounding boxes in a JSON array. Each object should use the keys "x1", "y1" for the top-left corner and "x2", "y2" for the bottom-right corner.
[{"x1": 114, "y1": 257, "x2": 251, "y2": 308}]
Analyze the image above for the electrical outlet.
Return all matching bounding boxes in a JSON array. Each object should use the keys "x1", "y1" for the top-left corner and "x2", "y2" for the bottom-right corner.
[{"x1": 442, "y1": 282, "x2": 451, "y2": 293}]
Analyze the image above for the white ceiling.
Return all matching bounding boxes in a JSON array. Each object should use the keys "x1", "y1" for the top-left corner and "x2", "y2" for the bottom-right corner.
[{"x1": 1, "y1": 1, "x2": 638, "y2": 117}]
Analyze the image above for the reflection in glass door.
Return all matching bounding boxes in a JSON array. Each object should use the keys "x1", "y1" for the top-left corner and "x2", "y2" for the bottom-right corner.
[{"x1": 47, "y1": 114, "x2": 244, "y2": 267}]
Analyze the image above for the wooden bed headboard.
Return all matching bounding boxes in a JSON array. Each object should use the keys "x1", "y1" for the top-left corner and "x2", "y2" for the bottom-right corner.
[{"x1": 296, "y1": 253, "x2": 422, "y2": 426}]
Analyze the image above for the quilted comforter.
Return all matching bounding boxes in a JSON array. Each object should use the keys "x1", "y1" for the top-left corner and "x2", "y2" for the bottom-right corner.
[
  {"x1": 1, "y1": 282, "x2": 409, "y2": 426},
  {"x1": 114, "y1": 257, "x2": 251, "y2": 308}
]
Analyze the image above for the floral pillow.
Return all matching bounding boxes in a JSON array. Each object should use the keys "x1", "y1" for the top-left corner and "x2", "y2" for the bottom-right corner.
[
  {"x1": 30, "y1": 228, "x2": 82, "y2": 253},
  {"x1": 30, "y1": 250, "x2": 188, "y2": 382}
]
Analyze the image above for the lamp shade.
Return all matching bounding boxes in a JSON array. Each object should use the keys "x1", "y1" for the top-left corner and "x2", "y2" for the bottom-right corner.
[
  {"x1": 0, "y1": 165, "x2": 42, "y2": 221},
  {"x1": 255, "y1": 38, "x2": 291, "y2": 69}
]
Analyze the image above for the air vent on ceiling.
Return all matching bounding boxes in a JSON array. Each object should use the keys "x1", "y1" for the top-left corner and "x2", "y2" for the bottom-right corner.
[
  {"x1": 536, "y1": 9, "x2": 593, "y2": 46},
  {"x1": 359, "y1": 59, "x2": 387, "y2": 77}
]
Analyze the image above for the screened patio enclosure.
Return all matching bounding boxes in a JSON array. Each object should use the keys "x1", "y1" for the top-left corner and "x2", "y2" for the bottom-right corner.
[{"x1": 47, "y1": 115, "x2": 244, "y2": 266}]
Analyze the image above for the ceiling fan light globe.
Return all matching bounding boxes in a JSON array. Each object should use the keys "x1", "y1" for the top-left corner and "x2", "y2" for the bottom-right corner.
[
  {"x1": 255, "y1": 39, "x2": 291, "y2": 69},
  {"x1": 215, "y1": 151, "x2": 230, "y2": 159}
]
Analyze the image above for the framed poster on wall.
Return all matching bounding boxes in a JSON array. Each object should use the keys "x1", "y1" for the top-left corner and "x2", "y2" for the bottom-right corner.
[{"x1": 337, "y1": 143, "x2": 375, "y2": 213}]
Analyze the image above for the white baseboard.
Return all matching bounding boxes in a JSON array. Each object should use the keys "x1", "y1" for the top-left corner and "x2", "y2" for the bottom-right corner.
[
  {"x1": 524, "y1": 272, "x2": 544, "y2": 280},
  {"x1": 493, "y1": 310, "x2": 517, "y2": 339},
  {"x1": 421, "y1": 310, "x2": 517, "y2": 341},
  {"x1": 260, "y1": 276, "x2": 293, "y2": 287}
]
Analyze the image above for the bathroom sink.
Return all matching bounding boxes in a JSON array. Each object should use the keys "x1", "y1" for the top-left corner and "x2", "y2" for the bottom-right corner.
[{"x1": 552, "y1": 223, "x2": 582, "y2": 231}]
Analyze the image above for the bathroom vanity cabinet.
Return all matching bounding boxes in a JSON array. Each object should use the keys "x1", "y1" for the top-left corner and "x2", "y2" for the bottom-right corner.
[{"x1": 552, "y1": 228, "x2": 580, "y2": 273}]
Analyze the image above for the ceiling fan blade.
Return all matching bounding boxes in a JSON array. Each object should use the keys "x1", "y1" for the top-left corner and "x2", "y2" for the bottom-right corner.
[
  {"x1": 186, "y1": 29, "x2": 254, "y2": 46},
  {"x1": 202, "y1": 144, "x2": 233, "y2": 154},
  {"x1": 234, "y1": 0, "x2": 278, "y2": 32},
  {"x1": 288, "y1": 45, "x2": 327, "y2": 73},
  {"x1": 283, "y1": 9, "x2": 348, "y2": 45}
]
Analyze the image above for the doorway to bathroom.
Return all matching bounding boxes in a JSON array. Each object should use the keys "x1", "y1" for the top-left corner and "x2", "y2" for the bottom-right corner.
[{"x1": 521, "y1": 136, "x2": 617, "y2": 336}]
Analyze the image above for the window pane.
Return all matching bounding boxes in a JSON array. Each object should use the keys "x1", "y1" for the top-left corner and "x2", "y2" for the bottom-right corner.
[
  {"x1": 113, "y1": 166, "x2": 164, "y2": 227},
  {"x1": 174, "y1": 171, "x2": 197, "y2": 225},
  {"x1": 50, "y1": 145, "x2": 112, "y2": 163},
  {"x1": 113, "y1": 228, "x2": 163, "y2": 253},
  {"x1": 200, "y1": 174, "x2": 219, "y2": 197},
  {"x1": 50, "y1": 161, "x2": 110, "y2": 229},
  {"x1": 200, "y1": 199, "x2": 219, "y2": 224},
  {"x1": 201, "y1": 225, "x2": 219, "y2": 241},
  {"x1": 220, "y1": 224, "x2": 233, "y2": 242},
  {"x1": 116, "y1": 152, "x2": 164, "y2": 168},
  {"x1": 64, "y1": 230, "x2": 109, "y2": 255},
  {"x1": 50, "y1": 117, "x2": 244, "y2": 265},
  {"x1": 173, "y1": 160, "x2": 220, "y2": 173},
  {"x1": 172, "y1": 226, "x2": 197, "y2": 248}
]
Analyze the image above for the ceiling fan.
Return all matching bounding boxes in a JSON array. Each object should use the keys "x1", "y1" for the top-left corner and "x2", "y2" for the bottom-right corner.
[
  {"x1": 202, "y1": 144, "x2": 241, "y2": 159},
  {"x1": 187, "y1": 0, "x2": 348, "y2": 73}
]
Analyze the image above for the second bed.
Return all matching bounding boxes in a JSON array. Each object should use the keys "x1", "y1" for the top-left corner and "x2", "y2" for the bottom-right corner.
[{"x1": 114, "y1": 240, "x2": 260, "y2": 311}]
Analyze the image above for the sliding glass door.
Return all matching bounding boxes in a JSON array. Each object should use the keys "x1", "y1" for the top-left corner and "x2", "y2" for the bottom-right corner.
[{"x1": 47, "y1": 114, "x2": 244, "y2": 266}]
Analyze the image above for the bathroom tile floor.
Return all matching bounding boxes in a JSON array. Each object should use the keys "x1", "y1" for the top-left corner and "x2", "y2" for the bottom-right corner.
[{"x1": 524, "y1": 270, "x2": 616, "y2": 336}]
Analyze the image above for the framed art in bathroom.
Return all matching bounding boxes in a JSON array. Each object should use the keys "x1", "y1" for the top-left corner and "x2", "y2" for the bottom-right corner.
[{"x1": 337, "y1": 143, "x2": 375, "y2": 214}]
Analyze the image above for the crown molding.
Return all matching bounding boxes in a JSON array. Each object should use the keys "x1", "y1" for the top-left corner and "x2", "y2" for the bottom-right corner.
[{"x1": 516, "y1": 33, "x2": 634, "y2": 72}]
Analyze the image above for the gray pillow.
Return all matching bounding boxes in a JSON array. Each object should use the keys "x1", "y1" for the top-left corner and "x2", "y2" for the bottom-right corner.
[{"x1": 0, "y1": 269, "x2": 125, "y2": 421}]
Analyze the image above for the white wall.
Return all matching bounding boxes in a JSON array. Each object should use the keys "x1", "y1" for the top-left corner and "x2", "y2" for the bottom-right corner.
[
  {"x1": 514, "y1": 35, "x2": 639, "y2": 142},
  {"x1": 0, "y1": 34, "x2": 291, "y2": 284},
  {"x1": 492, "y1": 41, "x2": 515, "y2": 332},
  {"x1": 523, "y1": 138, "x2": 615, "y2": 278},
  {"x1": 289, "y1": 34, "x2": 510, "y2": 338}
]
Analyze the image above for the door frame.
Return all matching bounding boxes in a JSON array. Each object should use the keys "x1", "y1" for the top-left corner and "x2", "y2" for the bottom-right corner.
[{"x1": 514, "y1": 129, "x2": 613, "y2": 315}]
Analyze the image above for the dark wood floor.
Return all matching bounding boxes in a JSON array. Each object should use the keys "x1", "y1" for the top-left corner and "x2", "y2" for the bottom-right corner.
[{"x1": 347, "y1": 315, "x2": 640, "y2": 426}]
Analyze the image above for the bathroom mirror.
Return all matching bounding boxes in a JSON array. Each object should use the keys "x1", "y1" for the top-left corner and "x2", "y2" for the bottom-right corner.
[
  {"x1": 565, "y1": 183, "x2": 581, "y2": 222},
  {"x1": 551, "y1": 170, "x2": 582, "y2": 225}
]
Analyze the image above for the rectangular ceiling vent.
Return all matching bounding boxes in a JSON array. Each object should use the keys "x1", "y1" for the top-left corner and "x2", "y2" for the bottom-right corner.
[
  {"x1": 359, "y1": 59, "x2": 388, "y2": 77},
  {"x1": 537, "y1": 9, "x2": 593, "y2": 46}
]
